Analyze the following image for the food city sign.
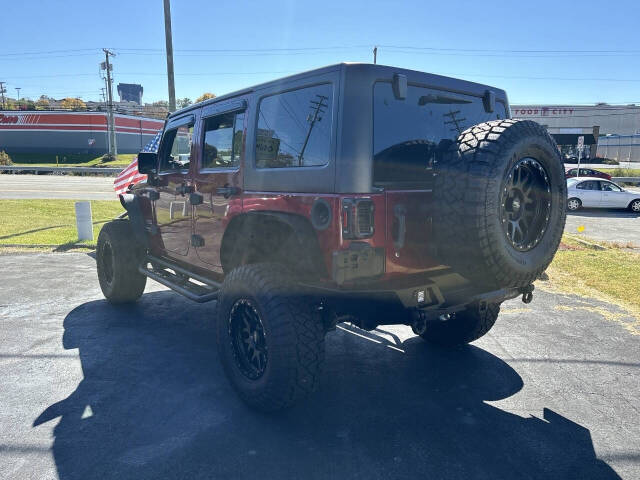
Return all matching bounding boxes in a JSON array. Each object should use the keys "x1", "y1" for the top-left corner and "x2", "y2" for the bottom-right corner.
[
  {"x1": 512, "y1": 107, "x2": 574, "y2": 116},
  {"x1": 0, "y1": 113, "x2": 19, "y2": 124}
]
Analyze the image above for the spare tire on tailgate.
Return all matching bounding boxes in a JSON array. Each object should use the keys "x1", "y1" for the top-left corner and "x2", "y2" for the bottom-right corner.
[{"x1": 432, "y1": 119, "x2": 566, "y2": 289}]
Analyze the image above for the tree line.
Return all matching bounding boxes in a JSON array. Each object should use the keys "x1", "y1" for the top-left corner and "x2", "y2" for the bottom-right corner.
[{"x1": 1, "y1": 92, "x2": 216, "y2": 111}]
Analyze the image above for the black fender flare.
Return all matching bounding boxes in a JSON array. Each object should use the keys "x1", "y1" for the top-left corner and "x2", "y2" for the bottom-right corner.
[
  {"x1": 119, "y1": 193, "x2": 149, "y2": 249},
  {"x1": 220, "y1": 211, "x2": 326, "y2": 275}
]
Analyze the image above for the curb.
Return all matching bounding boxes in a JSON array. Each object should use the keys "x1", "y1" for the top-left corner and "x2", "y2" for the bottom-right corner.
[{"x1": 567, "y1": 236, "x2": 607, "y2": 250}]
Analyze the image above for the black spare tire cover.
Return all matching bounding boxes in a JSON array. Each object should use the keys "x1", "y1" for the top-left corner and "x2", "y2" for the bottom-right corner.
[{"x1": 432, "y1": 119, "x2": 567, "y2": 289}]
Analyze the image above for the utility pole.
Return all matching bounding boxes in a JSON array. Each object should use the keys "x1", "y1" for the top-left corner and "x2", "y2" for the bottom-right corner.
[
  {"x1": 102, "y1": 48, "x2": 118, "y2": 157},
  {"x1": 15, "y1": 87, "x2": 21, "y2": 101},
  {"x1": 299, "y1": 94, "x2": 328, "y2": 166},
  {"x1": 163, "y1": 0, "x2": 176, "y2": 112},
  {"x1": 373, "y1": 46, "x2": 377, "y2": 64},
  {"x1": 443, "y1": 110, "x2": 467, "y2": 135},
  {"x1": 0, "y1": 82, "x2": 6, "y2": 109}
]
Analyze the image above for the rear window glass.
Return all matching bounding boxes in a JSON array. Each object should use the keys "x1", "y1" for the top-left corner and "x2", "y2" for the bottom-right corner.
[
  {"x1": 256, "y1": 84, "x2": 333, "y2": 168},
  {"x1": 373, "y1": 83, "x2": 507, "y2": 187}
]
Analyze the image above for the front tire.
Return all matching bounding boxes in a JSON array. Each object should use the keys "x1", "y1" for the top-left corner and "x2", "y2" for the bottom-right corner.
[
  {"x1": 629, "y1": 199, "x2": 640, "y2": 213},
  {"x1": 420, "y1": 302, "x2": 501, "y2": 346},
  {"x1": 216, "y1": 263, "x2": 325, "y2": 412},
  {"x1": 96, "y1": 220, "x2": 147, "y2": 303}
]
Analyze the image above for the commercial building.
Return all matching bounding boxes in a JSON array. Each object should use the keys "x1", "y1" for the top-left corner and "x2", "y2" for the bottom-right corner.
[
  {"x1": 117, "y1": 83, "x2": 144, "y2": 105},
  {"x1": 511, "y1": 104, "x2": 640, "y2": 162},
  {"x1": 0, "y1": 110, "x2": 163, "y2": 154}
]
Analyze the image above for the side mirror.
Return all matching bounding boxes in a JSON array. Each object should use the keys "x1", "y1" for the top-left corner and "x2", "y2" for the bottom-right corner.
[{"x1": 137, "y1": 152, "x2": 158, "y2": 174}]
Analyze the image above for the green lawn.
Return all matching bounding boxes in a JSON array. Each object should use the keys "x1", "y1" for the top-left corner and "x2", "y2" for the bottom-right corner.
[
  {"x1": 0, "y1": 200, "x2": 124, "y2": 249},
  {"x1": 10, "y1": 153, "x2": 136, "y2": 168},
  {"x1": 547, "y1": 235, "x2": 640, "y2": 312},
  {"x1": 588, "y1": 167, "x2": 640, "y2": 176}
]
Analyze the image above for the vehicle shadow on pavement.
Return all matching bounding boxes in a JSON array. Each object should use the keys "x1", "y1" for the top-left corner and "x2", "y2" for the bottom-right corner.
[{"x1": 34, "y1": 291, "x2": 620, "y2": 480}]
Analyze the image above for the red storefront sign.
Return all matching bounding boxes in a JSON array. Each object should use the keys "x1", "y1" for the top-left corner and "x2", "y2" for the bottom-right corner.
[{"x1": 512, "y1": 107, "x2": 574, "y2": 116}]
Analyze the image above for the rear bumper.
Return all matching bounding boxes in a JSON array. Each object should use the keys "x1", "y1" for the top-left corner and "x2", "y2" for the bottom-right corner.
[{"x1": 307, "y1": 279, "x2": 523, "y2": 311}]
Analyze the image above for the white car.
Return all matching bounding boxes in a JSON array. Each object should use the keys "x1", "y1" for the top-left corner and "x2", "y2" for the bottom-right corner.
[{"x1": 566, "y1": 177, "x2": 640, "y2": 212}]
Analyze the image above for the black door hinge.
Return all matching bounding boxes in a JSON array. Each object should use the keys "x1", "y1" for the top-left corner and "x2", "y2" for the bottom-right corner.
[
  {"x1": 191, "y1": 234, "x2": 205, "y2": 248},
  {"x1": 189, "y1": 192, "x2": 203, "y2": 205}
]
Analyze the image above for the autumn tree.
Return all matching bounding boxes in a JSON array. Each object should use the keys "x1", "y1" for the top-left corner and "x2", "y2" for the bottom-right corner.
[
  {"x1": 36, "y1": 96, "x2": 50, "y2": 110},
  {"x1": 195, "y1": 92, "x2": 216, "y2": 103},
  {"x1": 177, "y1": 97, "x2": 192, "y2": 108},
  {"x1": 60, "y1": 97, "x2": 86, "y2": 110}
]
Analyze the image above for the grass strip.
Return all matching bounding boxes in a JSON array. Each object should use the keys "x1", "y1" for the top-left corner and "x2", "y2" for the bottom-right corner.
[
  {"x1": 10, "y1": 153, "x2": 136, "y2": 168},
  {"x1": 0, "y1": 200, "x2": 123, "y2": 248},
  {"x1": 547, "y1": 235, "x2": 640, "y2": 312}
]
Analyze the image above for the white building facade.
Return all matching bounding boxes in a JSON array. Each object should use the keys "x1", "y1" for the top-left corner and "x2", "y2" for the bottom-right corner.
[{"x1": 511, "y1": 104, "x2": 640, "y2": 162}]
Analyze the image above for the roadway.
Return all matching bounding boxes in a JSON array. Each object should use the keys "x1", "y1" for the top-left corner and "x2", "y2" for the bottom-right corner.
[
  {"x1": 565, "y1": 209, "x2": 640, "y2": 246},
  {"x1": 0, "y1": 253, "x2": 638, "y2": 479},
  {"x1": 0, "y1": 174, "x2": 116, "y2": 200},
  {"x1": 1, "y1": 175, "x2": 640, "y2": 247}
]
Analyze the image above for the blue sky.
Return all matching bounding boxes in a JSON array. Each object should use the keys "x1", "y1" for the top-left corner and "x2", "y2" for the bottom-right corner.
[{"x1": 1, "y1": 0, "x2": 639, "y2": 105}]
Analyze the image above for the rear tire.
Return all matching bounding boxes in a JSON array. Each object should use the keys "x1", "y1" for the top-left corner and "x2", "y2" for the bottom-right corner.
[
  {"x1": 216, "y1": 263, "x2": 325, "y2": 412},
  {"x1": 96, "y1": 220, "x2": 147, "y2": 303},
  {"x1": 433, "y1": 119, "x2": 567, "y2": 289},
  {"x1": 567, "y1": 198, "x2": 582, "y2": 211},
  {"x1": 420, "y1": 302, "x2": 501, "y2": 346}
]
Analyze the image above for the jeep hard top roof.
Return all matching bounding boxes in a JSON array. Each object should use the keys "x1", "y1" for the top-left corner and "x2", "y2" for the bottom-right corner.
[{"x1": 168, "y1": 63, "x2": 509, "y2": 119}]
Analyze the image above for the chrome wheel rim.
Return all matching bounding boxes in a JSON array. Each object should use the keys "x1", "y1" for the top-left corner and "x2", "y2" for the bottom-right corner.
[
  {"x1": 228, "y1": 299, "x2": 268, "y2": 380},
  {"x1": 568, "y1": 199, "x2": 580, "y2": 211},
  {"x1": 500, "y1": 158, "x2": 552, "y2": 252},
  {"x1": 632, "y1": 200, "x2": 640, "y2": 212}
]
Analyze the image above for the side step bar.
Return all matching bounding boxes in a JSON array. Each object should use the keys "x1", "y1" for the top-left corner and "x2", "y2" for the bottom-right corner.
[{"x1": 139, "y1": 255, "x2": 220, "y2": 303}]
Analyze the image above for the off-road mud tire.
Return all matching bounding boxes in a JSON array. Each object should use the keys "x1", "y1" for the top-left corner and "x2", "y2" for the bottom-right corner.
[
  {"x1": 216, "y1": 263, "x2": 325, "y2": 412},
  {"x1": 96, "y1": 220, "x2": 147, "y2": 303},
  {"x1": 433, "y1": 119, "x2": 567, "y2": 288},
  {"x1": 420, "y1": 302, "x2": 501, "y2": 346}
]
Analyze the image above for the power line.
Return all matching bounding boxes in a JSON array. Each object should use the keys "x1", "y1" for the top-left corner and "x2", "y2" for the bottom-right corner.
[
  {"x1": 438, "y1": 72, "x2": 640, "y2": 83},
  {"x1": 378, "y1": 44, "x2": 640, "y2": 54},
  {"x1": 3, "y1": 43, "x2": 640, "y2": 58},
  {"x1": 0, "y1": 48, "x2": 101, "y2": 57}
]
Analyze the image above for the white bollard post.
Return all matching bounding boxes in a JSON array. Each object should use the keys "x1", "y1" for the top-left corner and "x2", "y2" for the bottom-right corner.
[{"x1": 75, "y1": 201, "x2": 94, "y2": 241}]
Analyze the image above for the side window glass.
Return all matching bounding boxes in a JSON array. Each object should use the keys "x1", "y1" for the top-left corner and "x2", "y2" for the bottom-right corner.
[
  {"x1": 159, "y1": 124, "x2": 193, "y2": 172},
  {"x1": 202, "y1": 112, "x2": 244, "y2": 169},
  {"x1": 256, "y1": 84, "x2": 333, "y2": 168},
  {"x1": 602, "y1": 182, "x2": 621, "y2": 192},
  {"x1": 576, "y1": 181, "x2": 597, "y2": 190}
]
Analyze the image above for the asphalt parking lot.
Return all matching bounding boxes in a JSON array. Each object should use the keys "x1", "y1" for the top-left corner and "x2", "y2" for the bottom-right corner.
[
  {"x1": 1, "y1": 253, "x2": 638, "y2": 479},
  {"x1": 565, "y1": 209, "x2": 640, "y2": 246}
]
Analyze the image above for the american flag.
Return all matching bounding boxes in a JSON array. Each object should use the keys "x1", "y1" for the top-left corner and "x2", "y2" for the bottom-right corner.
[{"x1": 113, "y1": 132, "x2": 162, "y2": 196}]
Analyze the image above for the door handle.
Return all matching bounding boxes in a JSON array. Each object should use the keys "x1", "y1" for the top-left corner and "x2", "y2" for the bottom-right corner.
[
  {"x1": 216, "y1": 185, "x2": 239, "y2": 198},
  {"x1": 393, "y1": 204, "x2": 407, "y2": 250}
]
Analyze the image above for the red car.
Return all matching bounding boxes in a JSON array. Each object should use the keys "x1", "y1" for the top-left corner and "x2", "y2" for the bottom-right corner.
[
  {"x1": 97, "y1": 64, "x2": 567, "y2": 411},
  {"x1": 565, "y1": 168, "x2": 611, "y2": 180}
]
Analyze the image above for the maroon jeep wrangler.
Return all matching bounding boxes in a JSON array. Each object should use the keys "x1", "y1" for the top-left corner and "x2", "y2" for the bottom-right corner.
[{"x1": 96, "y1": 63, "x2": 566, "y2": 411}]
